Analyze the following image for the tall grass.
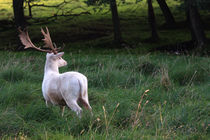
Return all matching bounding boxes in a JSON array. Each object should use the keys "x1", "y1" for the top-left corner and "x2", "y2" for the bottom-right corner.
[{"x1": 0, "y1": 51, "x2": 209, "y2": 139}]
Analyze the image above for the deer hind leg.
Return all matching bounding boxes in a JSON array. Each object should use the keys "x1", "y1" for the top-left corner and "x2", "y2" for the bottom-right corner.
[
  {"x1": 79, "y1": 97, "x2": 92, "y2": 111},
  {"x1": 80, "y1": 91, "x2": 93, "y2": 115},
  {"x1": 66, "y1": 100, "x2": 82, "y2": 118},
  {"x1": 79, "y1": 98, "x2": 93, "y2": 116}
]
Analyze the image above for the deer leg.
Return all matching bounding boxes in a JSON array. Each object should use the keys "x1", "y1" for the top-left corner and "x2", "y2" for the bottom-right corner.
[
  {"x1": 66, "y1": 101, "x2": 82, "y2": 118},
  {"x1": 80, "y1": 93, "x2": 93, "y2": 116},
  {"x1": 79, "y1": 98, "x2": 92, "y2": 111},
  {"x1": 45, "y1": 100, "x2": 51, "y2": 107},
  {"x1": 60, "y1": 106, "x2": 65, "y2": 117},
  {"x1": 81, "y1": 99, "x2": 93, "y2": 116}
]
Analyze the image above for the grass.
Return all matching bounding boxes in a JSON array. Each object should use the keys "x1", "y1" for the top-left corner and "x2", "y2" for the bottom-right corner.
[
  {"x1": 0, "y1": 51, "x2": 209, "y2": 139},
  {"x1": 0, "y1": 0, "x2": 210, "y2": 139}
]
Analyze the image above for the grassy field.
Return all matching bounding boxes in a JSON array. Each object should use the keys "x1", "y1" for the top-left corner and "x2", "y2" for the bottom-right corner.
[
  {"x1": 0, "y1": 0, "x2": 210, "y2": 139},
  {"x1": 0, "y1": 50, "x2": 209, "y2": 139}
]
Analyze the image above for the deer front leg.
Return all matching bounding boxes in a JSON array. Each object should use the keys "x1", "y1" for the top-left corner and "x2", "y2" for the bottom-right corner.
[
  {"x1": 45, "y1": 100, "x2": 51, "y2": 107},
  {"x1": 60, "y1": 106, "x2": 65, "y2": 117}
]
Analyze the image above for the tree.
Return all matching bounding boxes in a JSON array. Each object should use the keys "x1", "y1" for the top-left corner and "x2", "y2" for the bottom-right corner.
[
  {"x1": 110, "y1": 0, "x2": 122, "y2": 44},
  {"x1": 156, "y1": 0, "x2": 175, "y2": 26},
  {"x1": 185, "y1": 0, "x2": 206, "y2": 49},
  {"x1": 13, "y1": 0, "x2": 26, "y2": 29},
  {"x1": 25, "y1": 0, "x2": 33, "y2": 18},
  {"x1": 13, "y1": 0, "x2": 26, "y2": 50},
  {"x1": 85, "y1": 0, "x2": 122, "y2": 45},
  {"x1": 148, "y1": 0, "x2": 159, "y2": 41}
]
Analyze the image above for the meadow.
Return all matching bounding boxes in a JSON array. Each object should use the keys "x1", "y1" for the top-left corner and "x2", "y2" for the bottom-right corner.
[
  {"x1": 0, "y1": 0, "x2": 210, "y2": 139},
  {"x1": 0, "y1": 50, "x2": 209, "y2": 139}
]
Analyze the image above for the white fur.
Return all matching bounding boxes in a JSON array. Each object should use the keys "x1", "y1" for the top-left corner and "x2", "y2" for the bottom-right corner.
[{"x1": 42, "y1": 52, "x2": 92, "y2": 118}]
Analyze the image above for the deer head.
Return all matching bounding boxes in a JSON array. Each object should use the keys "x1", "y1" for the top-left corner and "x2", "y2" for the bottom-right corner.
[
  {"x1": 19, "y1": 27, "x2": 67, "y2": 72},
  {"x1": 46, "y1": 52, "x2": 67, "y2": 68}
]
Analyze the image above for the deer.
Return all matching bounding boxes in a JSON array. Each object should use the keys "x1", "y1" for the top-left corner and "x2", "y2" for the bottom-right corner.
[{"x1": 18, "y1": 27, "x2": 92, "y2": 118}]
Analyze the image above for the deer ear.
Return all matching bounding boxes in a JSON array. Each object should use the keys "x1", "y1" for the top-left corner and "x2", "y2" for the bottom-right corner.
[{"x1": 56, "y1": 52, "x2": 64, "y2": 57}]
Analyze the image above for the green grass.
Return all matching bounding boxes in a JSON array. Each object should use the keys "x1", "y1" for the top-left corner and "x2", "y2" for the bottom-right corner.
[
  {"x1": 0, "y1": 51, "x2": 209, "y2": 139},
  {"x1": 0, "y1": 0, "x2": 210, "y2": 139}
]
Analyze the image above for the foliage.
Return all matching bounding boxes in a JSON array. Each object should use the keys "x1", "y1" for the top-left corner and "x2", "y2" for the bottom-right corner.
[{"x1": 179, "y1": 0, "x2": 210, "y2": 11}]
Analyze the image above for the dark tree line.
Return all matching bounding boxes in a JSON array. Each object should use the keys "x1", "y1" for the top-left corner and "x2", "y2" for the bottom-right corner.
[
  {"x1": 12, "y1": 0, "x2": 208, "y2": 51},
  {"x1": 147, "y1": 0, "x2": 206, "y2": 51}
]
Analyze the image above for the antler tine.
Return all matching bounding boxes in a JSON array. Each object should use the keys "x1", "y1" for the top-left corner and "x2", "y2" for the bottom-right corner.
[
  {"x1": 18, "y1": 27, "x2": 52, "y2": 53},
  {"x1": 57, "y1": 43, "x2": 65, "y2": 52},
  {"x1": 41, "y1": 27, "x2": 57, "y2": 54}
]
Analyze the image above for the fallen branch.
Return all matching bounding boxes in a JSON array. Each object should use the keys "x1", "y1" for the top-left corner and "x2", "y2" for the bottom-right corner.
[
  {"x1": 30, "y1": 0, "x2": 69, "y2": 8},
  {"x1": 46, "y1": 12, "x2": 91, "y2": 20},
  {"x1": 30, "y1": 11, "x2": 91, "y2": 24}
]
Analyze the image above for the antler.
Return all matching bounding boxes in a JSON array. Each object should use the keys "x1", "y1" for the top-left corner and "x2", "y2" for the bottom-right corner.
[
  {"x1": 41, "y1": 27, "x2": 58, "y2": 54},
  {"x1": 18, "y1": 28, "x2": 52, "y2": 53},
  {"x1": 18, "y1": 27, "x2": 59, "y2": 54}
]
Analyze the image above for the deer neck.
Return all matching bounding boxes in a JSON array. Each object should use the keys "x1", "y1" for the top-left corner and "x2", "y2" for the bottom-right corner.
[{"x1": 44, "y1": 60, "x2": 59, "y2": 76}]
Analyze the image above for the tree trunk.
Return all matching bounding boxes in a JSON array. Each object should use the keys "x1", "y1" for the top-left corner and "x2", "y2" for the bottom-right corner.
[
  {"x1": 186, "y1": 0, "x2": 206, "y2": 49},
  {"x1": 13, "y1": 0, "x2": 26, "y2": 50},
  {"x1": 28, "y1": 0, "x2": 32, "y2": 17},
  {"x1": 110, "y1": 0, "x2": 122, "y2": 44},
  {"x1": 13, "y1": 0, "x2": 26, "y2": 28},
  {"x1": 156, "y1": 0, "x2": 175, "y2": 25},
  {"x1": 148, "y1": 0, "x2": 159, "y2": 41}
]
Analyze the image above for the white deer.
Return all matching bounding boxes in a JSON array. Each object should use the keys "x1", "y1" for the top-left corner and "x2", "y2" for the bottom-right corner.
[{"x1": 19, "y1": 27, "x2": 92, "y2": 118}]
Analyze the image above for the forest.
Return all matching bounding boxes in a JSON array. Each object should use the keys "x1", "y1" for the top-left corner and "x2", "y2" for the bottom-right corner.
[{"x1": 0, "y1": 0, "x2": 209, "y2": 139}]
